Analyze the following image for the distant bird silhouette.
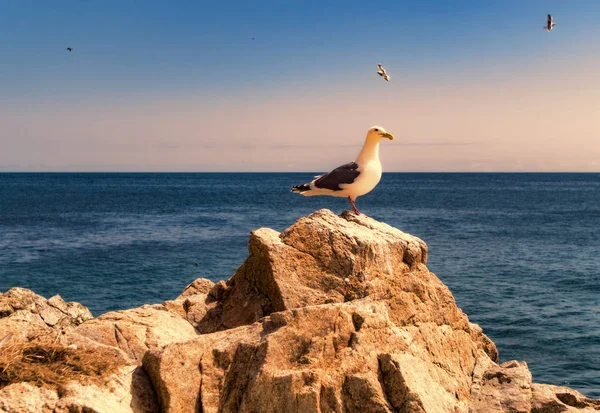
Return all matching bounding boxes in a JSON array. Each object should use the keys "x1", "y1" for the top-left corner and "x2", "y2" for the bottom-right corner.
[
  {"x1": 66, "y1": 47, "x2": 73, "y2": 52},
  {"x1": 545, "y1": 14, "x2": 556, "y2": 32},
  {"x1": 377, "y1": 64, "x2": 390, "y2": 81}
]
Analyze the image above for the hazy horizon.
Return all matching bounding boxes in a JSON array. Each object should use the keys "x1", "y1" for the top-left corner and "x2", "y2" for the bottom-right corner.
[{"x1": 2, "y1": 1, "x2": 599, "y2": 172}]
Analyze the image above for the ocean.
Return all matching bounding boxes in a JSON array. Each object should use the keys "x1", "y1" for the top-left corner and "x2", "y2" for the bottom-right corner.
[{"x1": 0, "y1": 172, "x2": 599, "y2": 397}]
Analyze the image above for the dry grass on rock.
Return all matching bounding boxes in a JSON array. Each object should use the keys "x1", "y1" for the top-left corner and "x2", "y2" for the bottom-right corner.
[{"x1": 0, "y1": 335, "x2": 125, "y2": 389}]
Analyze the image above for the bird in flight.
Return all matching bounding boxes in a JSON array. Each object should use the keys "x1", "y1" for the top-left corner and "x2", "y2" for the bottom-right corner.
[
  {"x1": 377, "y1": 64, "x2": 390, "y2": 81},
  {"x1": 66, "y1": 47, "x2": 73, "y2": 52},
  {"x1": 545, "y1": 14, "x2": 556, "y2": 32},
  {"x1": 291, "y1": 126, "x2": 395, "y2": 215}
]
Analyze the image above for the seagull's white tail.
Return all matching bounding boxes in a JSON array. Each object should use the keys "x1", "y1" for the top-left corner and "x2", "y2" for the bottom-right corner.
[{"x1": 291, "y1": 183, "x2": 311, "y2": 193}]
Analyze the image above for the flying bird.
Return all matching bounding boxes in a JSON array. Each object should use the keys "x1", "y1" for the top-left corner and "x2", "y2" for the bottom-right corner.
[
  {"x1": 545, "y1": 14, "x2": 556, "y2": 32},
  {"x1": 291, "y1": 126, "x2": 394, "y2": 215},
  {"x1": 66, "y1": 47, "x2": 73, "y2": 52},
  {"x1": 377, "y1": 64, "x2": 390, "y2": 81}
]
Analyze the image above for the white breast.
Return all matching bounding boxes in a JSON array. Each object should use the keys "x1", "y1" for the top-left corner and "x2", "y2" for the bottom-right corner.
[{"x1": 340, "y1": 159, "x2": 382, "y2": 198}]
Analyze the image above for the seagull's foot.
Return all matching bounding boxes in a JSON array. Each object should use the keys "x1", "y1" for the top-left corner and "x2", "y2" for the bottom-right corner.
[{"x1": 347, "y1": 197, "x2": 361, "y2": 215}]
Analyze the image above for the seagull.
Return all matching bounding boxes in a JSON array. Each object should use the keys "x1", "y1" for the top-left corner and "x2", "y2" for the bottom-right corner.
[
  {"x1": 545, "y1": 14, "x2": 556, "y2": 32},
  {"x1": 291, "y1": 126, "x2": 394, "y2": 215},
  {"x1": 377, "y1": 64, "x2": 390, "y2": 81},
  {"x1": 66, "y1": 47, "x2": 73, "y2": 52}
]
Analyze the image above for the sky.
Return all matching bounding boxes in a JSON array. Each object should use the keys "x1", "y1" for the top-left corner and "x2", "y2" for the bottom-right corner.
[{"x1": 1, "y1": 0, "x2": 599, "y2": 172}]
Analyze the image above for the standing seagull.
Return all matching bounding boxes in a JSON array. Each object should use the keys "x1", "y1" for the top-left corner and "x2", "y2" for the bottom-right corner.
[
  {"x1": 545, "y1": 14, "x2": 556, "y2": 32},
  {"x1": 377, "y1": 64, "x2": 390, "y2": 81},
  {"x1": 66, "y1": 47, "x2": 73, "y2": 52},
  {"x1": 291, "y1": 126, "x2": 394, "y2": 215}
]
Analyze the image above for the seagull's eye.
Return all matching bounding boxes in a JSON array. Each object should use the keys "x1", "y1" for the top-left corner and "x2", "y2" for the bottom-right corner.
[{"x1": 374, "y1": 128, "x2": 379, "y2": 132}]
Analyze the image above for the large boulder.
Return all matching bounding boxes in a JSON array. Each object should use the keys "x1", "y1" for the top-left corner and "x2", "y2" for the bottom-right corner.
[
  {"x1": 141, "y1": 210, "x2": 498, "y2": 413},
  {"x1": 193, "y1": 210, "x2": 472, "y2": 335},
  {"x1": 145, "y1": 300, "x2": 484, "y2": 413}
]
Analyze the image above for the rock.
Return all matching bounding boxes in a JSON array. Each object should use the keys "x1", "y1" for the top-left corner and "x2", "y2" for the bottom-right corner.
[
  {"x1": 469, "y1": 359, "x2": 533, "y2": 412},
  {"x1": 0, "y1": 342, "x2": 158, "y2": 413},
  {"x1": 74, "y1": 304, "x2": 198, "y2": 362},
  {"x1": 164, "y1": 293, "x2": 213, "y2": 327},
  {"x1": 48, "y1": 294, "x2": 93, "y2": 325},
  {"x1": 0, "y1": 288, "x2": 93, "y2": 343},
  {"x1": 0, "y1": 372, "x2": 159, "y2": 413},
  {"x1": 208, "y1": 280, "x2": 227, "y2": 301},
  {"x1": 342, "y1": 373, "x2": 393, "y2": 413},
  {"x1": 143, "y1": 323, "x2": 262, "y2": 413},
  {"x1": 0, "y1": 289, "x2": 92, "y2": 325},
  {"x1": 193, "y1": 209, "x2": 472, "y2": 337},
  {"x1": 469, "y1": 322, "x2": 499, "y2": 363},
  {"x1": 0, "y1": 291, "x2": 182, "y2": 412},
  {"x1": 144, "y1": 300, "x2": 481, "y2": 413},
  {"x1": 1, "y1": 209, "x2": 597, "y2": 412},
  {"x1": 50, "y1": 366, "x2": 159, "y2": 413},
  {"x1": 531, "y1": 384, "x2": 600, "y2": 412},
  {"x1": 177, "y1": 278, "x2": 215, "y2": 299},
  {"x1": 0, "y1": 383, "x2": 59, "y2": 413}
]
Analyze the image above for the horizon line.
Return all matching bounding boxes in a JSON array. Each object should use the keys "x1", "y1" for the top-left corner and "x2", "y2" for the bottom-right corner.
[{"x1": 1, "y1": 171, "x2": 599, "y2": 174}]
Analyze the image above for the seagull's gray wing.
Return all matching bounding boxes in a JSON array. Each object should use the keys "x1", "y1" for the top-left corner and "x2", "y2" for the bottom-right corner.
[
  {"x1": 547, "y1": 14, "x2": 552, "y2": 25},
  {"x1": 314, "y1": 162, "x2": 360, "y2": 191},
  {"x1": 377, "y1": 71, "x2": 384, "y2": 77}
]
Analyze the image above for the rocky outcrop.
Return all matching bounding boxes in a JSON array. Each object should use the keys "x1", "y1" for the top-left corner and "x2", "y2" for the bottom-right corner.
[
  {"x1": 1, "y1": 209, "x2": 598, "y2": 413},
  {"x1": 0, "y1": 288, "x2": 92, "y2": 340},
  {"x1": 0, "y1": 289, "x2": 161, "y2": 413}
]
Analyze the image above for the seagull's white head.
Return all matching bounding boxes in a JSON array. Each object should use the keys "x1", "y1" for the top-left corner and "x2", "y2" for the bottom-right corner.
[{"x1": 366, "y1": 126, "x2": 394, "y2": 141}]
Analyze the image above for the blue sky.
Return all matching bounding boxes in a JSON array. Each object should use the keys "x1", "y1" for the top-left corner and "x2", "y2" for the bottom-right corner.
[{"x1": 1, "y1": 1, "x2": 599, "y2": 171}]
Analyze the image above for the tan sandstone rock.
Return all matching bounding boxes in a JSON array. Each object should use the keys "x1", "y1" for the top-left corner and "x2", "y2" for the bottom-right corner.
[
  {"x1": 0, "y1": 383, "x2": 59, "y2": 413},
  {"x1": 469, "y1": 358, "x2": 533, "y2": 412},
  {"x1": 0, "y1": 288, "x2": 93, "y2": 343},
  {"x1": 74, "y1": 304, "x2": 199, "y2": 362},
  {"x1": 1, "y1": 209, "x2": 597, "y2": 413},
  {"x1": 193, "y1": 210, "x2": 476, "y2": 336},
  {"x1": 531, "y1": 384, "x2": 600, "y2": 412}
]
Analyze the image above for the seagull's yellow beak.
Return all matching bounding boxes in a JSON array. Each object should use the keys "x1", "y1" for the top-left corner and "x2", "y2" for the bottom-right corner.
[{"x1": 380, "y1": 132, "x2": 394, "y2": 140}]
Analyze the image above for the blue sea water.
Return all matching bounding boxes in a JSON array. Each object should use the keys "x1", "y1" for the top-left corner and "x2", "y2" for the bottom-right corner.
[{"x1": 0, "y1": 172, "x2": 599, "y2": 397}]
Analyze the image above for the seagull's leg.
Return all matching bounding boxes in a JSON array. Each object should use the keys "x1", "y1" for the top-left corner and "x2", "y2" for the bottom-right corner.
[
  {"x1": 346, "y1": 196, "x2": 355, "y2": 213},
  {"x1": 347, "y1": 196, "x2": 361, "y2": 215}
]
